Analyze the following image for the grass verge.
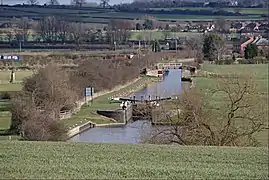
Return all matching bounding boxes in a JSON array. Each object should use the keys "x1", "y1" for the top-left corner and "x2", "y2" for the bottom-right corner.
[{"x1": 0, "y1": 141, "x2": 267, "y2": 179}]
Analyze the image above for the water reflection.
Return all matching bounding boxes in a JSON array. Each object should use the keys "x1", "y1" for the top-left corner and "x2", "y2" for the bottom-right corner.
[
  {"x1": 132, "y1": 69, "x2": 182, "y2": 100},
  {"x1": 70, "y1": 121, "x2": 151, "y2": 144}
]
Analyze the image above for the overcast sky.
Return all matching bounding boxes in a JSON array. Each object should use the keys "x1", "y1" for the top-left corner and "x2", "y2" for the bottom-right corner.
[{"x1": 3, "y1": 0, "x2": 133, "y2": 5}]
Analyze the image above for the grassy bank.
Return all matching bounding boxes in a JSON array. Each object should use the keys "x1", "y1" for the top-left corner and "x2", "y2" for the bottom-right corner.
[
  {"x1": 0, "y1": 141, "x2": 267, "y2": 179},
  {"x1": 195, "y1": 64, "x2": 268, "y2": 146},
  {"x1": 64, "y1": 76, "x2": 156, "y2": 128}
]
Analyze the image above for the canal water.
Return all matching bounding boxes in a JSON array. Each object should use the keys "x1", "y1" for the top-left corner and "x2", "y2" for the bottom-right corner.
[{"x1": 70, "y1": 69, "x2": 182, "y2": 144}]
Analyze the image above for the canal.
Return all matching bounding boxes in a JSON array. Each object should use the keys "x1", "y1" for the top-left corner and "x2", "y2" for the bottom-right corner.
[{"x1": 70, "y1": 69, "x2": 182, "y2": 144}]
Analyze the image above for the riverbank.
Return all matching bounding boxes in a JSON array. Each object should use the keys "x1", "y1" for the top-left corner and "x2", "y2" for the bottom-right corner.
[
  {"x1": 0, "y1": 141, "x2": 267, "y2": 179},
  {"x1": 63, "y1": 76, "x2": 157, "y2": 129}
]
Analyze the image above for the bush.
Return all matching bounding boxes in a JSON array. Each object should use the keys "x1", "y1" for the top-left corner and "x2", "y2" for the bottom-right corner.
[
  {"x1": 237, "y1": 58, "x2": 268, "y2": 64},
  {"x1": 215, "y1": 59, "x2": 234, "y2": 65},
  {"x1": 0, "y1": 92, "x2": 11, "y2": 100},
  {"x1": 0, "y1": 91, "x2": 19, "y2": 100}
]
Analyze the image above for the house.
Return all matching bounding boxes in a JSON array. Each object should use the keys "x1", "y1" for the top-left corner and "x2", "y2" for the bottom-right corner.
[
  {"x1": 239, "y1": 35, "x2": 269, "y2": 55},
  {"x1": 240, "y1": 36, "x2": 255, "y2": 55},
  {"x1": 252, "y1": 37, "x2": 269, "y2": 51}
]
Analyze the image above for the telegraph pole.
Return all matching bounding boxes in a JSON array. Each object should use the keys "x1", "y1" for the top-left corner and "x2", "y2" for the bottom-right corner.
[{"x1": 138, "y1": 40, "x2": 141, "y2": 59}]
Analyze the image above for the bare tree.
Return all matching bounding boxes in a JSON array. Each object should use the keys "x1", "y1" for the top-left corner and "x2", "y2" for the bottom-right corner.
[
  {"x1": 6, "y1": 31, "x2": 13, "y2": 43},
  {"x1": 68, "y1": 22, "x2": 86, "y2": 48},
  {"x1": 58, "y1": 19, "x2": 70, "y2": 43},
  {"x1": 100, "y1": 0, "x2": 109, "y2": 8},
  {"x1": 15, "y1": 18, "x2": 31, "y2": 42},
  {"x1": 47, "y1": 0, "x2": 60, "y2": 5},
  {"x1": 10, "y1": 63, "x2": 78, "y2": 140},
  {"x1": 35, "y1": 16, "x2": 59, "y2": 42},
  {"x1": 215, "y1": 19, "x2": 230, "y2": 33},
  {"x1": 27, "y1": 0, "x2": 39, "y2": 5},
  {"x1": 107, "y1": 20, "x2": 132, "y2": 49},
  {"x1": 185, "y1": 36, "x2": 203, "y2": 58},
  {"x1": 147, "y1": 74, "x2": 267, "y2": 146},
  {"x1": 215, "y1": 37, "x2": 226, "y2": 61},
  {"x1": 71, "y1": 0, "x2": 86, "y2": 7}
]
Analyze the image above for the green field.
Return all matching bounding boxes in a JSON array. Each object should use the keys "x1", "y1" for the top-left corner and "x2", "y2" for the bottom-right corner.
[
  {"x1": 0, "y1": 141, "x2": 267, "y2": 179},
  {"x1": 196, "y1": 64, "x2": 268, "y2": 146},
  {"x1": 150, "y1": 8, "x2": 268, "y2": 15},
  {"x1": 0, "y1": 71, "x2": 33, "y2": 91},
  {"x1": 0, "y1": 102, "x2": 11, "y2": 129},
  {"x1": 0, "y1": 71, "x2": 33, "y2": 134},
  {"x1": 130, "y1": 31, "x2": 200, "y2": 40},
  {"x1": 0, "y1": 6, "x2": 266, "y2": 24},
  {"x1": 155, "y1": 14, "x2": 264, "y2": 21},
  {"x1": 0, "y1": 70, "x2": 33, "y2": 84},
  {"x1": 199, "y1": 64, "x2": 268, "y2": 93}
]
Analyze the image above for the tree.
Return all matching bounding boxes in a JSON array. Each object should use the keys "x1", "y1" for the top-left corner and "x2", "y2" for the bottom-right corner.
[
  {"x1": 106, "y1": 20, "x2": 132, "y2": 49},
  {"x1": 143, "y1": 19, "x2": 153, "y2": 30},
  {"x1": 15, "y1": 18, "x2": 30, "y2": 43},
  {"x1": 203, "y1": 33, "x2": 225, "y2": 61},
  {"x1": 6, "y1": 31, "x2": 13, "y2": 43},
  {"x1": 100, "y1": 0, "x2": 109, "y2": 8},
  {"x1": 215, "y1": 18, "x2": 230, "y2": 33},
  {"x1": 58, "y1": 19, "x2": 70, "y2": 43},
  {"x1": 151, "y1": 40, "x2": 161, "y2": 52},
  {"x1": 244, "y1": 44, "x2": 258, "y2": 60},
  {"x1": 136, "y1": 23, "x2": 142, "y2": 30},
  {"x1": 71, "y1": 0, "x2": 86, "y2": 7},
  {"x1": 47, "y1": 0, "x2": 60, "y2": 5},
  {"x1": 27, "y1": 0, "x2": 39, "y2": 5},
  {"x1": 68, "y1": 22, "x2": 86, "y2": 48},
  {"x1": 10, "y1": 64, "x2": 77, "y2": 140},
  {"x1": 185, "y1": 36, "x2": 203, "y2": 58},
  {"x1": 147, "y1": 74, "x2": 266, "y2": 146},
  {"x1": 35, "y1": 16, "x2": 59, "y2": 42}
]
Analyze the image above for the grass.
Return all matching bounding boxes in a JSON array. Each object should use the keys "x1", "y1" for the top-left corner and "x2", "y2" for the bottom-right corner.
[
  {"x1": 0, "y1": 100, "x2": 11, "y2": 131},
  {"x1": 0, "y1": 83, "x2": 22, "y2": 92},
  {"x1": 195, "y1": 64, "x2": 268, "y2": 146},
  {"x1": 64, "y1": 77, "x2": 156, "y2": 128},
  {"x1": 130, "y1": 31, "x2": 200, "y2": 40},
  {"x1": 199, "y1": 64, "x2": 268, "y2": 93},
  {"x1": 155, "y1": 14, "x2": 264, "y2": 21},
  {"x1": 0, "y1": 71, "x2": 33, "y2": 84},
  {"x1": 0, "y1": 70, "x2": 33, "y2": 91},
  {"x1": 149, "y1": 7, "x2": 268, "y2": 15},
  {"x1": 0, "y1": 141, "x2": 268, "y2": 179},
  {"x1": 0, "y1": 6, "x2": 265, "y2": 25}
]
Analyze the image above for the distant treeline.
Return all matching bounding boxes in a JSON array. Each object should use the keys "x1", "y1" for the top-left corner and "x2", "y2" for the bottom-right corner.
[{"x1": 116, "y1": 8, "x2": 247, "y2": 17}]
